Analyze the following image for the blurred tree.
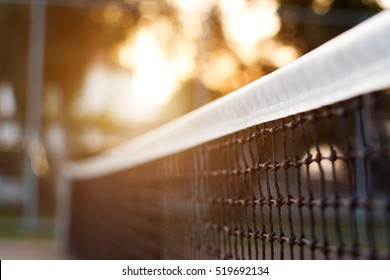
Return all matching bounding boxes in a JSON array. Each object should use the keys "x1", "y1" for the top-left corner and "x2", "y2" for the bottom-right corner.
[
  {"x1": 277, "y1": 0, "x2": 381, "y2": 53},
  {"x1": 44, "y1": 2, "x2": 143, "y2": 159},
  {"x1": 44, "y1": 2, "x2": 140, "y2": 107},
  {"x1": 0, "y1": 4, "x2": 29, "y2": 120},
  {"x1": 0, "y1": 0, "x2": 384, "y2": 159}
]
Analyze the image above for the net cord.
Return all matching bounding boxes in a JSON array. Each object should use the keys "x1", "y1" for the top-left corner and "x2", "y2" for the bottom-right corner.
[{"x1": 62, "y1": 10, "x2": 390, "y2": 180}]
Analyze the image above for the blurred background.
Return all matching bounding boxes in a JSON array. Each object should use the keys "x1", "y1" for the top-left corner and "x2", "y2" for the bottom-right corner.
[{"x1": 0, "y1": 0, "x2": 387, "y2": 259}]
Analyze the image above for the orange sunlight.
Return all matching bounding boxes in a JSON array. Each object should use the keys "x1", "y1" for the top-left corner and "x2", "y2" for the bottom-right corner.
[{"x1": 116, "y1": 18, "x2": 196, "y2": 122}]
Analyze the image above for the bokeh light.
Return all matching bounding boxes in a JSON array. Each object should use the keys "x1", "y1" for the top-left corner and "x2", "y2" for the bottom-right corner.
[
  {"x1": 311, "y1": 0, "x2": 334, "y2": 15},
  {"x1": 220, "y1": 0, "x2": 281, "y2": 47},
  {"x1": 377, "y1": 0, "x2": 390, "y2": 8}
]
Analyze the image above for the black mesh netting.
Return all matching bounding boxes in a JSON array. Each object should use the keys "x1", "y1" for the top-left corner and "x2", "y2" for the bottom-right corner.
[{"x1": 69, "y1": 92, "x2": 389, "y2": 260}]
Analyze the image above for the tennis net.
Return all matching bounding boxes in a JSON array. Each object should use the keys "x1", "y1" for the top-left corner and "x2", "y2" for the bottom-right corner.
[{"x1": 59, "y1": 10, "x2": 390, "y2": 260}]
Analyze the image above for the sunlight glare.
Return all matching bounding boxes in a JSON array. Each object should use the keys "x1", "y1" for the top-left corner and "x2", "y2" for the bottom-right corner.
[
  {"x1": 120, "y1": 28, "x2": 176, "y2": 107},
  {"x1": 172, "y1": 0, "x2": 216, "y2": 40},
  {"x1": 220, "y1": 0, "x2": 281, "y2": 47},
  {"x1": 377, "y1": 0, "x2": 390, "y2": 8},
  {"x1": 117, "y1": 21, "x2": 196, "y2": 122},
  {"x1": 201, "y1": 51, "x2": 238, "y2": 91},
  {"x1": 271, "y1": 45, "x2": 300, "y2": 68}
]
